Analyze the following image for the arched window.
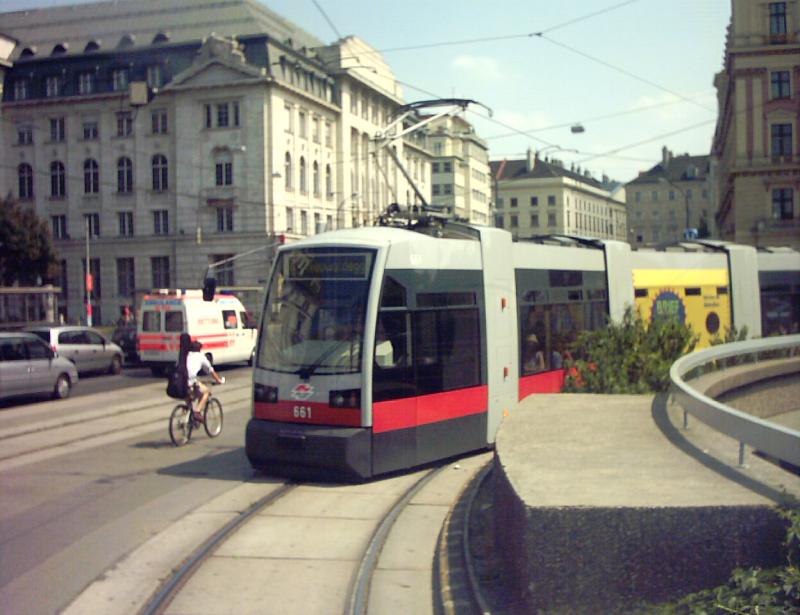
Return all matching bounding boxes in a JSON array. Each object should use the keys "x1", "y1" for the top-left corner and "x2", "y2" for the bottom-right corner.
[
  {"x1": 18, "y1": 163, "x2": 33, "y2": 200},
  {"x1": 83, "y1": 159, "x2": 99, "y2": 194},
  {"x1": 152, "y1": 154, "x2": 168, "y2": 191},
  {"x1": 325, "y1": 164, "x2": 332, "y2": 197},
  {"x1": 117, "y1": 157, "x2": 133, "y2": 193},
  {"x1": 50, "y1": 161, "x2": 65, "y2": 197},
  {"x1": 284, "y1": 152, "x2": 293, "y2": 190},
  {"x1": 313, "y1": 161, "x2": 320, "y2": 196},
  {"x1": 299, "y1": 156, "x2": 307, "y2": 193}
]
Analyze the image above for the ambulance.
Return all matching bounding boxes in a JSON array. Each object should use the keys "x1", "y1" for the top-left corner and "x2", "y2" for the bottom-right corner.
[{"x1": 137, "y1": 289, "x2": 257, "y2": 376}]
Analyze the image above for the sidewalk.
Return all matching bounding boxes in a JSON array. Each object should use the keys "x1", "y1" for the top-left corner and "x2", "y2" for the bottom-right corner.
[{"x1": 491, "y1": 392, "x2": 800, "y2": 614}]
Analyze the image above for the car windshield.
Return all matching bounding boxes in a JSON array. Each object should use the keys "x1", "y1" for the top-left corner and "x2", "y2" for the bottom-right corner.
[{"x1": 257, "y1": 248, "x2": 375, "y2": 376}]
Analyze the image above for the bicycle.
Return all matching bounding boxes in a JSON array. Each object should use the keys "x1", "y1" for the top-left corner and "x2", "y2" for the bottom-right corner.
[{"x1": 169, "y1": 380, "x2": 224, "y2": 446}]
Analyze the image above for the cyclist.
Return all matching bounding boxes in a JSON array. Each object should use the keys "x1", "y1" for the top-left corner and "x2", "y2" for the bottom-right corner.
[{"x1": 185, "y1": 338, "x2": 225, "y2": 421}]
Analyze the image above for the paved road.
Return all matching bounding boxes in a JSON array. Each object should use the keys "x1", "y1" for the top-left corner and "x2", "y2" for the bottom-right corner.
[{"x1": 0, "y1": 366, "x2": 254, "y2": 615}]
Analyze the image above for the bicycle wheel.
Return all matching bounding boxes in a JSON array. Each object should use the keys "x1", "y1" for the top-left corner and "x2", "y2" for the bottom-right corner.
[
  {"x1": 204, "y1": 398, "x2": 223, "y2": 438},
  {"x1": 169, "y1": 404, "x2": 192, "y2": 446}
]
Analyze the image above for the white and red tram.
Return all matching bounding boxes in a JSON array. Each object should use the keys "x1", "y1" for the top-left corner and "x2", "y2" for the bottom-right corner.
[{"x1": 237, "y1": 221, "x2": 799, "y2": 481}]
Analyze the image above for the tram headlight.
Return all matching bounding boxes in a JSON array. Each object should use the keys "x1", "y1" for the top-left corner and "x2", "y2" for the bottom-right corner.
[
  {"x1": 330, "y1": 389, "x2": 360, "y2": 408},
  {"x1": 255, "y1": 384, "x2": 279, "y2": 404}
]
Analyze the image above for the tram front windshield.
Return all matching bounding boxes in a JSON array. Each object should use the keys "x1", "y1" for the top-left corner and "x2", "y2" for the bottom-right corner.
[{"x1": 257, "y1": 248, "x2": 375, "y2": 376}]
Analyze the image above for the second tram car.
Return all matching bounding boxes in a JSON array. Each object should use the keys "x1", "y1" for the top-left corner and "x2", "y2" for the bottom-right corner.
[{"x1": 234, "y1": 222, "x2": 799, "y2": 481}]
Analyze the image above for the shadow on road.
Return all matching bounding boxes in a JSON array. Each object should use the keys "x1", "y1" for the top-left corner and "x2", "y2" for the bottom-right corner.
[{"x1": 155, "y1": 446, "x2": 263, "y2": 482}]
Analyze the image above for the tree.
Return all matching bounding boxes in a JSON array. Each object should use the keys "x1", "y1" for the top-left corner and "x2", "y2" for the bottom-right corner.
[
  {"x1": 563, "y1": 306, "x2": 698, "y2": 394},
  {"x1": 0, "y1": 195, "x2": 59, "y2": 286}
]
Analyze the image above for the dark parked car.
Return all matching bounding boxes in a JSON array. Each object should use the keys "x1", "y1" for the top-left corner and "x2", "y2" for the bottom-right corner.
[{"x1": 111, "y1": 320, "x2": 139, "y2": 364}]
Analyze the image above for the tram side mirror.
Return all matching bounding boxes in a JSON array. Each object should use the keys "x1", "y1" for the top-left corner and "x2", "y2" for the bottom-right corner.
[{"x1": 203, "y1": 278, "x2": 217, "y2": 302}]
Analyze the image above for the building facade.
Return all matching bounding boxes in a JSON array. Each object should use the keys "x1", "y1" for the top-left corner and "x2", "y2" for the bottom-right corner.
[
  {"x1": 626, "y1": 147, "x2": 714, "y2": 245},
  {"x1": 712, "y1": 0, "x2": 800, "y2": 248},
  {"x1": 491, "y1": 149, "x2": 627, "y2": 241},
  {"x1": 0, "y1": 0, "x2": 431, "y2": 323},
  {"x1": 427, "y1": 114, "x2": 491, "y2": 224}
]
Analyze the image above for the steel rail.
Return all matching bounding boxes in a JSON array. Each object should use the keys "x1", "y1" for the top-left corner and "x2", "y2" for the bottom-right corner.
[
  {"x1": 140, "y1": 482, "x2": 296, "y2": 615},
  {"x1": 460, "y1": 462, "x2": 495, "y2": 615},
  {"x1": 345, "y1": 465, "x2": 446, "y2": 615},
  {"x1": 669, "y1": 334, "x2": 800, "y2": 467}
]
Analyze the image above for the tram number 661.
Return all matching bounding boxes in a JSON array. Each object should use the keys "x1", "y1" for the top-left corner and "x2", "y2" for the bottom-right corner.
[{"x1": 293, "y1": 405, "x2": 312, "y2": 419}]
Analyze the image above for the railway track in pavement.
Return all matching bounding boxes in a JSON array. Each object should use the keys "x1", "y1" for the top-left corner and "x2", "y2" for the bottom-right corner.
[{"x1": 70, "y1": 452, "x2": 495, "y2": 615}]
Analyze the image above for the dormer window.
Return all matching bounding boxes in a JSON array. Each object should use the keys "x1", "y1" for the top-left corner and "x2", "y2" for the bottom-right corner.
[
  {"x1": 84, "y1": 40, "x2": 101, "y2": 53},
  {"x1": 51, "y1": 43, "x2": 68, "y2": 55},
  {"x1": 13, "y1": 79, "x2": 30, "y2": 101},
  {"x1": 685, "y1": 165, "x2": 697, "y2": 179},
  {"x1": 112, "y1": 68, "x2": 129, "y2": 92},
  {"x1": 20, "y1": 47, "x2": 36, "y2": 58},
  {"x1": 152, "y1": 32, "x2": 170, "y2": 44},
  {"x1": 118, "y1": 34, "x2": 135, "y2": 48},
  {"x1": 45, "y1": 75, "x2": 62, "y2": 97}
]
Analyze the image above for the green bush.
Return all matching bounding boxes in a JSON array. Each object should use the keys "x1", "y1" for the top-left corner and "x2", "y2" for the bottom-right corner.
[
  {"x1": 643, "y1": 507, "x2": 800, "y2": 614},
  {"x1": 563, "y1": 306, "x2": 698, "y2": 394}
]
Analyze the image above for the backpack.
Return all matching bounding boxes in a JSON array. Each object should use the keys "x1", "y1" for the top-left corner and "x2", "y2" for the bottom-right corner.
[{"x1": 166, "y1": 368, "x2": 189, "y2": 400}]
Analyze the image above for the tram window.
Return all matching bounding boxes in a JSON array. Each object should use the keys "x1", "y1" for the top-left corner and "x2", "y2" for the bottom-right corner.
[
  {"x1": 416, "y1": 291, "x2": 476, "y2": 308},
  {"x1": 685, "y1": 288, "x2": 701, "y2": 296},
  {"x1": 716, "y1": 287, "x2": 728, "y2": 295},
  {"x1": 380, "y1": 276, "x2": 407, "y2": 308},
  {"x1": 413, "y1": 308, "x2": 480, "y2": 394},
  {"x1": 375, "y1": 311, "x2": 411, "y2": 369},
  {"x1": 549, "y1": 270, "x2": 583, "y2": 287},
  {"x1": 634, "y1": 288, "x2": 648, "y2": 298}
]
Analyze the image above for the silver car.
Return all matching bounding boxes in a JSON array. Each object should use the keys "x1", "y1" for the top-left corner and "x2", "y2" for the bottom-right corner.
[
  {"x1": 0, "y1": 332, "x2": 79, "y2": 400},
  {"x1": 25, "y1": 326, "x2": 124, "y2": 375}
]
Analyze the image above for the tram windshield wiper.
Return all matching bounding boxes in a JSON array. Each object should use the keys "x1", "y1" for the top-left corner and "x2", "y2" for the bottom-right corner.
[{"x1": 297, "y1": 340, "x2": 351, "y2": 380}]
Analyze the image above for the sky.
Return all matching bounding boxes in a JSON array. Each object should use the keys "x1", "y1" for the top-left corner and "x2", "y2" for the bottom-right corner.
[{"x1": 3, "y1": 0, "x2": 731, "y2": 183}]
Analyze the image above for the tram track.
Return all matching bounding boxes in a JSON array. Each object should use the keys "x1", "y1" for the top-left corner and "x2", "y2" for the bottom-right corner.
[
  {"x1": 0, "y1": 386, "x2": 252, "y2": 466},
  {"x1": 140, "y1": 482, "x2": 298, "y2": 615},
  {"x1": 126, "y1": 454, "x2": 492, "y2": 615}
]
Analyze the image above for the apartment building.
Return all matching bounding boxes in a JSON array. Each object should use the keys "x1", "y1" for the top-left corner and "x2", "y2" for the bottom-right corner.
[
  {"x1": 712, "y1": 0, "x2": 800, "y2": 249},
  {"x1": 427, "y1": 114, "x2": 491, "y2": 225},
  {"x1": 626, "y1": 147, "x2": 714, "y2": 245},
  {"x1": 491, "y1": 149, "x2": 627, "y2": 241},
  {"x1": 0, "y1": 0, "x2": 431, "y2": 323}
]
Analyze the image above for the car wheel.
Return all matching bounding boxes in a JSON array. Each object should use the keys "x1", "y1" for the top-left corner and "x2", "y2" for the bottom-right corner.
[
  {"x1": 109, "y1": 354, "x2": 122, "y2": 375},
  {"x1": 53, "y1": 374, "x2": 71, "y2": 399}
]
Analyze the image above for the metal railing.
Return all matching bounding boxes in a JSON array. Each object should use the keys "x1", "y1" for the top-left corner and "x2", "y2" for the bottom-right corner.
[{"x1": 670, "y1": 335, "x2": 800, "y2": 467}]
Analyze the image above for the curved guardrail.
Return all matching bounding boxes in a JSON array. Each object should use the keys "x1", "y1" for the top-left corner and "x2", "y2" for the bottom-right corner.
[{"x1": 670, "y1": 334, "x2": 800, "y2": 467}]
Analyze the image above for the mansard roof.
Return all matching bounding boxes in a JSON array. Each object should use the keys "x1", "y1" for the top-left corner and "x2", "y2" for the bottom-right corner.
[
  {"x1": 490, "y1": 157, "x2": 606, "y2": 190},
  {"x1": 627, "y1": 153, "x2": 710, "y2": 186},
  {"x1": 2, "y1": 0, "x2": 324, "y2": 62}
]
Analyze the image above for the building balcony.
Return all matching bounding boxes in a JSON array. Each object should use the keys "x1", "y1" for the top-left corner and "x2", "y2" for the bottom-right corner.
[{"x1": 201, "y1": 186, "x2": 241, "y2": 207}]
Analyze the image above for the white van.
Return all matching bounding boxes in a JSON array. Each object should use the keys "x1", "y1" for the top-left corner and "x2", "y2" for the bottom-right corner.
[{"x1": 137, "y1": 289, "x2": 257, "y2": 376}]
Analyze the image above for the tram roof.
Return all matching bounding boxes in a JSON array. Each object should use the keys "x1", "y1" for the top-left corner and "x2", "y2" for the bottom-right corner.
[{"x1": 283, "y1": 225, "x2": 451, "y2": 249}]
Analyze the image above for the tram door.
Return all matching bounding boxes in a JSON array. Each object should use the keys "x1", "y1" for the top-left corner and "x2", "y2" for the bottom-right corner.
[{"x1": 371, "y1": 269, "x2": 487, "y2": 474}]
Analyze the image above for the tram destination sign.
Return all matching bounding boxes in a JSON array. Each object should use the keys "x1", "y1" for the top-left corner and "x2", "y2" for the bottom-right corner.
[{"x1": 286, "y1": 251, "x2": 371, "y2": 281}]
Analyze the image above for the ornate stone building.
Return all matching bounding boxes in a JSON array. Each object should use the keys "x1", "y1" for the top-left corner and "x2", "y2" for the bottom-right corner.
[
  {"x1": 0, "y1": 0, "x2": 431, "y2": 323},
  {"x1": 712, "y1": 0, "x2": 800, "y2": 248}
]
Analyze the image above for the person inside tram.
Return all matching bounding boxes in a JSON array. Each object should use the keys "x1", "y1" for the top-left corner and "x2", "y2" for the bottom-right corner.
[{"x1": 524, "y1": 334, "x2": 545, "y2": 372}]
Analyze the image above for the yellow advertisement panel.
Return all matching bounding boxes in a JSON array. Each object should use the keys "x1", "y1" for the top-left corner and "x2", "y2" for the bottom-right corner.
[{"x1": 632, "y1": 269, "x2": 731, "y2": 348}]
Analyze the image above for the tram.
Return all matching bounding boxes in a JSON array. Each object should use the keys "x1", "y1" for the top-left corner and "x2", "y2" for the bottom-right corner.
[{"x1": 230, "y1": 218, "x2": 799, "y2": 481}]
